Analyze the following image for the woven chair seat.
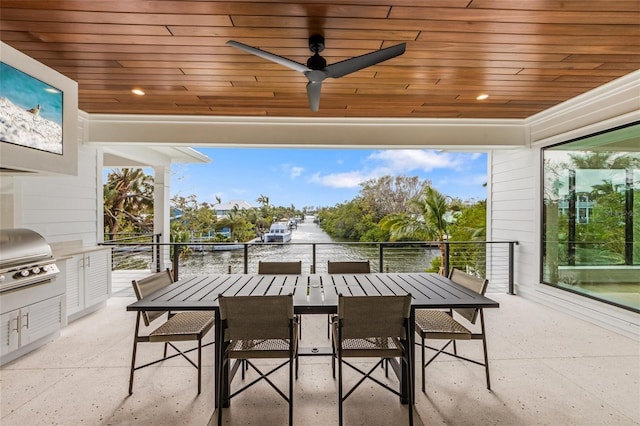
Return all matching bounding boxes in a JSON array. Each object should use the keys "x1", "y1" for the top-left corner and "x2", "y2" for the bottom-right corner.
[
  {"x1": 149, "y1": 311, "x2": 214, "y2": 342},
  {"x1": 339, "y1": 336, "x2": 404, "y2": 358},
  {"x1": 227, "y1": 338, "x2": 295, "y2": 359},
  {"x1": 415, "y1": 309, "x2": 472, "y2": 340}
]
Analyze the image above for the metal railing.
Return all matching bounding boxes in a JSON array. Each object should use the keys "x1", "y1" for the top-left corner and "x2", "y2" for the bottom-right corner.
[{"x1": 104, "y1": 238, "x2": 518, "y2": 294}]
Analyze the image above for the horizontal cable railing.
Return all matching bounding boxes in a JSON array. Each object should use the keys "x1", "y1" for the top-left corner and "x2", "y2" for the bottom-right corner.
[{"x1": 104, "y1": 238, "x2": 518, "y2": 294}]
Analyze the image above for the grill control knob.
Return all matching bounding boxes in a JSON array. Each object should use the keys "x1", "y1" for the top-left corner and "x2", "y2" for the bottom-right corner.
[
  {"x1": 20, "y1": 270, "x2": 30, "y2": 277},
  {"x1": 31, "y1": 267, "x2": 41, "y2": 274},
  {"x1": 0, "y1": 275, "x2": 4, "y2": 282}
]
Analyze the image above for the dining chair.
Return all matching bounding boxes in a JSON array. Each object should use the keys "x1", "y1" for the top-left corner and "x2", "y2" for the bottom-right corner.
[
  {"x1": 327, "y1": 260, "x2": 371, "y2": 274},
  {"x1": 257, "y1": 260, "x2": 302, "y2": 274},
  {"x1": 217, "y1": 294, "x2": 298, "y2": 426},
  {"x1": 258, "y1": 260, "x2": 303, "y2": 339},
  {"x1": 414, "y1": 268, "x2": 491, "y2": 392},
  {"x1": 129, "y1": 268, "x2": 214, "y2": 394},
  {"x1": 332, "y1": 294, "x2": 413, "y2": 426},
  {"x1": 326, "y1": 260, "x2": 371, "y2": 337}
]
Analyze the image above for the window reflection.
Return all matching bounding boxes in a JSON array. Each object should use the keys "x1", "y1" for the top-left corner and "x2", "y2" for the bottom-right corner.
[{"x1": 542, "y1": 123, "x2": 640, "y2": 312}]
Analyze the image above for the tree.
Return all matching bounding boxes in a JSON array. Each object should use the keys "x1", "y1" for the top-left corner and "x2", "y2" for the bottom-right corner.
[
  {"x1": 448, "y1": 200, "x2": 487, "y2": 275},
  {"x1": 103, "y1": 168, "x2": 154, "y2": 239},
  {"x1": 358, "y1": 175, "x2": 429, "y2": 221},
  {"x1": 380, "y1": 186, "x2": 461, "y2": 274},
  {"x1": 215, "y1": 205, "x2": 247, "y2": 241}
]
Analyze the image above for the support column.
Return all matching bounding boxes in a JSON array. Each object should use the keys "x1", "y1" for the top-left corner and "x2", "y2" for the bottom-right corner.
[{"x1": 153, "y1": 165, "x2": 171, "y2": 271}]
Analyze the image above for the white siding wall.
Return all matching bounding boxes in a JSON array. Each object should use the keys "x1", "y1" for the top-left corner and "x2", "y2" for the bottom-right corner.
[
  {"x1": 489, "y1": 148, "x2": 538, "y2": 293},
  {"x1": 13, "y1": 115, "x2": 102, "y2": 246},
  {"x1": 490, "y1": 71, "x2": 640, "y2": 339}
]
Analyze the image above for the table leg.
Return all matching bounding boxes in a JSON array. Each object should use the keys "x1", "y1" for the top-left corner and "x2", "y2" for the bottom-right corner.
[
  {"x1": 400, "y1": 308, "x2": 416, "y2": 405},
  {"x1": 214, "y1": 309, "x2": 229, "y2": 408}
]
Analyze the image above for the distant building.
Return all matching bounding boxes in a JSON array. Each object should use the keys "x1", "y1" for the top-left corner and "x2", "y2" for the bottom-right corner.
[{"x1": 212, "y1": 199, "x2": 254, "y2": 217}]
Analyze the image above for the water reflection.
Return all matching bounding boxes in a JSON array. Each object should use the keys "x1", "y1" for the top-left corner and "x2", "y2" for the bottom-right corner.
[{"x1": 179, "y1": 216, "x2": 436, "y2": 276}]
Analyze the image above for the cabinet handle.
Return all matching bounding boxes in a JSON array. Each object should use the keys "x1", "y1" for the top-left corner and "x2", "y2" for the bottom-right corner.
[
  {"x1": 87, "y1": 256, "x2": 91, "y2": 268},
  {"x1": 11, "y1": 316, "x2": 19, "y2": 333},
  {"x1": 22, "y1": 312, "x2": 29, "y2": 329}
]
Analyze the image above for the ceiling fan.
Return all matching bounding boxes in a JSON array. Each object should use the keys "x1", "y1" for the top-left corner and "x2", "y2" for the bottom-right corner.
[{"x1": 226, "y1": 35, "x2": 406, "y2": 112}]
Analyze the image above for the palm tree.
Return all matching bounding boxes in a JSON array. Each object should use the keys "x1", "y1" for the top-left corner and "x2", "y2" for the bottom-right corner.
[
  {"x1": 103, "y1": 168, "x2": 153, "y2": 239},
  {"x1": 380, "y1": 186, "x2": 459, "y2": 274},
  {"x1": 256, "y1": 194, "x2": 269, "y2": 206},
  {"x1": 216, "y1": 205, "x2": 247, "y2": 241}
]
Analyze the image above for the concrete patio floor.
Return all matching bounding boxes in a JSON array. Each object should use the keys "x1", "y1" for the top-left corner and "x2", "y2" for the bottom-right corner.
[{"x1": 1, "y1": 290, "x2": 638, "y2": 426}]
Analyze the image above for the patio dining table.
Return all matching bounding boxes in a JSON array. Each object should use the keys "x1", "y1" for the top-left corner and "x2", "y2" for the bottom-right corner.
[{"x1": 126, "y1": 272, "x2": 499, "y2": 407}]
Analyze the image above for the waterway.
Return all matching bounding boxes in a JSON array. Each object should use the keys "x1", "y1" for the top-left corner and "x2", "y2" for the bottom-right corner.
[{"x1": 179, "y1": 215, "x2": 436, "y2": 276}]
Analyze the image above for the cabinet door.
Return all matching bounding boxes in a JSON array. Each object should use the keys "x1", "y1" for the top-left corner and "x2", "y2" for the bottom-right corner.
[
  {"x1": 0, "y1": 310, "x2": 20, "y2": 357},
  {"x1": 64, "y1": 255, "x2": 84, "y2": 316},
  {"x1": 21, "y1": 296, "x2": 63, "y2": 346},
  {"x1": 84, "y1": 250, "x2": 111, "y2": 308}
]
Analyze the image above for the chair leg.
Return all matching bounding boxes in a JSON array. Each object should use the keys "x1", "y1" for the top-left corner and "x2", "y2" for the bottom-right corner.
[
  {"x1": 128, "y1": 312, "x2": 141, "y2": 395},
  {"x1": 289, "y1": 351, "x2": 294, "y2": 426},
  {"x1": 479, "y1": 310, "x2": 491, "y2": 390},
  {"x1": 197, "y1": 337, "x2": 202, "y2": 394},
  {"x1": 338, "y1": 347, "x2": 343, "y2": 426},
  {"x1": 421, "y1": 333, "x2": 426, "y2": 393},
  {"x1": 217, "y1": 348, "x2": 227, "y2": 426},
  {"x1": 406, "y1": 338, "x2": 414, "y2": 426}
]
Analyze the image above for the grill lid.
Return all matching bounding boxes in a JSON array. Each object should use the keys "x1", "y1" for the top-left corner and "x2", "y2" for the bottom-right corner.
[{"x1": 0, "y1": 228, "x2": 53, "y2": 269}]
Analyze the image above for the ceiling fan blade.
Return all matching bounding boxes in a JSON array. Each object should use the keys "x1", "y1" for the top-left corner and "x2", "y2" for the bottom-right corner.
[
  {"x1": 306, "y1": 81, "x2": 322, "y2": 112},
  {"x1": 324, "y1": 43, "x2": 406, "y2": 78},
  {"x1": 226, "y1": 40, "x2": 310, "y2": 73}
]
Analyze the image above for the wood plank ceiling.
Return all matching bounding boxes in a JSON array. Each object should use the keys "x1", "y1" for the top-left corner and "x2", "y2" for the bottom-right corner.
[{"x1": 1, "y1": 0, "x2": 639, "y2": 119}]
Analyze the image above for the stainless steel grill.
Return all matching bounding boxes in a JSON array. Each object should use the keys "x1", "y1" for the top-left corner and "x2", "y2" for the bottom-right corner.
[{"x1": 0, "y1": 228, "x2": 60, "y2": 293}]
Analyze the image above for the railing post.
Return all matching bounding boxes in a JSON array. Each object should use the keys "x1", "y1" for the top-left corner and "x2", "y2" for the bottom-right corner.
[
  {"x1": 243, "y1": 244, "x2": 249, "y2": 274},
  {"x1": 312, "y1": 243, "x2": 316, "y2": 273},
  {"x1": 378, "y1": 243, "x2": 384, "y2": 273},
  {"x1": 154, "y1": 234, "x2": 161, "y2": 272},
  {"x1": 508, "y1": 241, "x2": 516, "y2": 295},
  {"x1": 443, "y1": 242, "x2": 450, "y2": 276},
  {"x1": 172, "y1": 244, "x2": 180, "y2": 281}
]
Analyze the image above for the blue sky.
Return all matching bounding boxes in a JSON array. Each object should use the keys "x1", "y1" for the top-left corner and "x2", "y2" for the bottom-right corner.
[{"x1": 169, "y1": 148, "x2": 487, "y2": 209}]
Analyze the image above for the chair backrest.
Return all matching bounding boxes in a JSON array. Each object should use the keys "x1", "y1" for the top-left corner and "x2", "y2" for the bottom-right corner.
[
  {"x1": 218, "y1": 294, "x2": 294, "y2": 341},
  {"x1": 337, "y1": 294, "x2": 411, "y2": 340},
  {"x1": 327, "y1": 260, "x2": 370, "y2": 274},
  {"x1": 258, "y1": 260, "x2": 302, "y2": 274},
  {"x1": 131, "y1": 268, "x2": 173, "y2": 326},
  {"x1": 449, "y1": 268, "x2": 489, "y2": 324}
]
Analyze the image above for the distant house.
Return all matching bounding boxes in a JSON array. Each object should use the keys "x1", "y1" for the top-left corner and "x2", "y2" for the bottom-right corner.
[
  {"x1": 212, "y1": 199, "x2": 254, "y2": 238},
  {"x1": 212, "y1": 199, "x2": 254, "y2": 217}
]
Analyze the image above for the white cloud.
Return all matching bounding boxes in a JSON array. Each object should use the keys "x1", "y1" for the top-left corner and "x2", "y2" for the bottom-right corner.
[
  {"x1": 290, "y1": 166, "x2": 303, "y2": 179},
  {"x1": 309, "y1": 149, "x2": 482, "y2": 189},
  {"x1": 309, "y1": 170, "x2": 382, "y2": 188},
  {"x1": 367, "y1": 150, "x2": 464, "y2": 172}
]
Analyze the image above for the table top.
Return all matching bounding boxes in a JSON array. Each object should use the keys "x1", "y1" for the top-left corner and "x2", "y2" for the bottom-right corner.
[{"x1": 127, "y1": 273, "x2": 499, "y2": 314}]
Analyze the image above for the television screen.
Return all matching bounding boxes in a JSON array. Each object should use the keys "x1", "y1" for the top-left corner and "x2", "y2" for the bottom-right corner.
[{"x1": 0, "y1": 61, "x2": 63, "y2": 155}]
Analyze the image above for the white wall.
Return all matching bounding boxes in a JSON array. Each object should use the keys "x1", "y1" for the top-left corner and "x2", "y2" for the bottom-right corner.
[
  {"x1": 9, "y1": 114, "x2": 103, "y2": 246},
  {"x1": 490, "y1": 71, "x2": 640, "y2": 339}
]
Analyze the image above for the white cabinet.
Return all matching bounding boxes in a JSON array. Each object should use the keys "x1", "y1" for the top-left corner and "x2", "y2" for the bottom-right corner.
[
  {"x1": 1, "y1": 295, "x2": 63, "y2": 361},
  {"x1": 62, "y1": 248, "x2": 112, "y2": 322}
]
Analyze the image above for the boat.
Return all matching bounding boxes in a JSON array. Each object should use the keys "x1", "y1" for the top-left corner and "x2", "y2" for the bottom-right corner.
[{"x1": 262, "y1": 222, "x2": 292, "y2": 243}]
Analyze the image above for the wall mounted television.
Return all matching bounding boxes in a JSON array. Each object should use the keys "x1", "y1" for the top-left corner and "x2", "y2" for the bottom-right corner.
[
  {"x1": 0, "y1": 42, "x2": 78, "y2": 175},
  {"x1": 1, "y1": 61, "x2": 63, "y2": 155}
]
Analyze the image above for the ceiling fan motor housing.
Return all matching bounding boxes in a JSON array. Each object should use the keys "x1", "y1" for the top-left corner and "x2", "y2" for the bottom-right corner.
[
  {"x1": 308, "y1": 34, "x2": 325, "y2": 53},
  {"x1": 307, "y1": 35, "x2": 327, "y2": 70}
]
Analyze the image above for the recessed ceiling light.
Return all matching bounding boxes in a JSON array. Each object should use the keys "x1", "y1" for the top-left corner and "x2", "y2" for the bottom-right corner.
[
  {"x1": 132, "y1": 89, "x2": 145, "y2": 95},
  {"x1": 476, "y1": 94, "x2": 489, "y2": 100}
]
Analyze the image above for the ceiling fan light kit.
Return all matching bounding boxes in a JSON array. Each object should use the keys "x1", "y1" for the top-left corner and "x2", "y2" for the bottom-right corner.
[{"x1": 227, "y1": 35, "x2": 406, "y2": 112}]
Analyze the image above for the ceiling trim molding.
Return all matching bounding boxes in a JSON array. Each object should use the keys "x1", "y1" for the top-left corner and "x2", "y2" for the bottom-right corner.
[{"x1": 87, "y1": 115, "x2": 527, "y2": 150}]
